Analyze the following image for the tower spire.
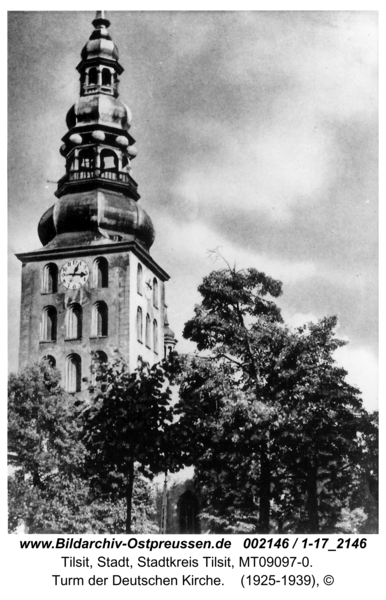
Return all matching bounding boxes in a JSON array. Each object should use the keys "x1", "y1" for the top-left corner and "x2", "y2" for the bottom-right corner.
[
  {"x1": 92, "y1": 10, "x2": 110, "y2": 29},
  {"x1": 36, "y1": 10, "x2": 157, "y2": 251}
]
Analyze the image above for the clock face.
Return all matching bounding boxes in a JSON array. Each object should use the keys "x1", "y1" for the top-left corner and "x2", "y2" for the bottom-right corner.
[{"x1": 60, "y1": 259, "x2": 89, "y2": 290}]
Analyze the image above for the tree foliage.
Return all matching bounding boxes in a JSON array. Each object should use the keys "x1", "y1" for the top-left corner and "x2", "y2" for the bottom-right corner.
[
  {"x1": 176, "y1": 265, "x2": 378, "y2": 533},
  {"x1": 81, "y1": 355, "x2": 185, "y2": 533},
  {"x1": 8, "y1": 467, "x2": 157, "y2": 534},
  {"x1": 8, "y1": 362, "x2": 158, "y2": 534},
  {"x1": 8, "y1": 362, "x2": 80, "y2": 487}
]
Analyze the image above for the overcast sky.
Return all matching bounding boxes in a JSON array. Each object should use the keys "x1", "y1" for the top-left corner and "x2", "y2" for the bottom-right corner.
[{"x1": 8, "y1": 11, "x2": 378, "y2": 410}]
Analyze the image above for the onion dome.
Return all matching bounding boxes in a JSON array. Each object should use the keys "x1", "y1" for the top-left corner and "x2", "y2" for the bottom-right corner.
[
  {"x1": 164, "y1": 326, "x2": 176, "y2": 347},
  {"x1": 66, "y1": 96, "x2": 132, "y2": 131},
  {"x1": 81, "y1": 11, "x2": 119, "y2": 63},
  {"x1": 38, "y1": 190, "x2": 155, "y2": 251}
]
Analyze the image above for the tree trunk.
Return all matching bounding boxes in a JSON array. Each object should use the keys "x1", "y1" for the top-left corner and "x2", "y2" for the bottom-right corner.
[
  {"x1": 125, "y1": 458, "x2": 135, "y2": 534},
  {"x1": 259, "y1": 439, "x2": 270, "y2": 533},
  {"x1": 306, "y1": 459, "x2": 319, "y2": 533}
]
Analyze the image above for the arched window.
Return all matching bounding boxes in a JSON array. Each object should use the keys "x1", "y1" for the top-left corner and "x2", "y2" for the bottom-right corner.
[
  {"x1": 66, "y1": 303, "x2": 82, "y2": 339},
  {"x1": 79, "y1": 148, "x2": 94, "y2": 172},
  {"x1": 153, "y1": 319, "x2": 158, "y2": 354},
  {"x1": 88, "y1": 67, "x2": 98, "y2": 85},
  {"x1": 153, "y1": 278, "x2": 158, "y2": 308},
  {"x1": 93, "y1": 257, "x2": 108, "y2": 288},
  {"x1": 92, "y1": 301, "x2": 108, "y2": 337},
  {"x1": 41, "y1": 306, "x2": 57, "y2": 341},
  {"x1": 66, "y1": 354, "x2": 81, "y2": 393},
  {"x1": 137, "y1": 307, "x2": 143, "y2": 343},
  {"x1": 42, "y1": 355, "x2": 56, "y2": 367},
  {"x1": 91, "y1": 350, "x2": 107, "y2": 386},
  {"x1": 102, "y1": 68, "x2": 111, "y2": 86},
  {"x1": 100, "y1": 149, "x2": 118, "y2": 172},
  {"x1": 42, "y1": 263, "x2": 58, "y2": 293},
  {"x1": 137, "y1": 264, "x2": 143, "y2": 295},
  {"x1": 145, "y1": 313, "x2": 151, "y2": 348}
]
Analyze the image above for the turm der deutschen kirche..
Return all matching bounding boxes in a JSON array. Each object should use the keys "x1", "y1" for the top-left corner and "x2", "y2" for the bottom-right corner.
[{"x1": 16, "y1": 11, "x2": 177, "y2": 392}]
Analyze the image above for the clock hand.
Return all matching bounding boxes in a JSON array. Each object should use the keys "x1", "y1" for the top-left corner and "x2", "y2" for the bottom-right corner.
[{"x1": 67, "y1": 271, "x2": 87, "y2": 277}]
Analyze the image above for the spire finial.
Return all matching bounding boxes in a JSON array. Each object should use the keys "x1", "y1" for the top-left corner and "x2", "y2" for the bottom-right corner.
[{"x1": 92, "y1": 10, "x2": 110, "y2": 29}]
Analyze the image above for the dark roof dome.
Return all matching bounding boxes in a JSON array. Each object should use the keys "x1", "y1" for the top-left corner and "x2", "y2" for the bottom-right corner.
[
  {"x1": 38, "y1": 190, "x2": 155, "y2": 251},
  {"x1": 81, "y1": 36, "x2": 119, "y2": 63},
  {"x1": 164, "y1": 325, "x2": 176, "y2": 342},
  {"x1": 66, "y1": 96, "x2": 132, "y2": 131},
  {"x1": 80, "y1": 10, "x2": 119, "y2": 63}
]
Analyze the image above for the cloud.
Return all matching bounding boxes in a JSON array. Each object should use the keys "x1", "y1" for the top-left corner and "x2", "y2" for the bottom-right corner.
[
  {"x1": 159, "y1": 217, "x2": 317, "y2": 284},
  {"x1": 284, "y1": 312, "x2": 319, "y2": 329},
  {"x1": 165, "y1": 11, "x2": 377, "y2": 228},
  {"x1": 172, "y1": 118, "x2": 334, "y2": 222},
  {"x1": 223, "y1": 12, "x2": 377, "y2": 122}
]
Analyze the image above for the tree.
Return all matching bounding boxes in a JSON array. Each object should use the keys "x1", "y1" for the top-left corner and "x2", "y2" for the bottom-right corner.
[
  {"x1": 8, "y1": 466, "x2": 158, "y2": 534},
  {"x1": 266, "y1": 317, "x2": 367, "y2": 532},
  {"x1": 8, "y1": 362, "x2": 81, "y2": 490},
  {"x1": 179, "y1": 265, "x2": 285, "y2": 532},
  {"x1": 177, "y1": 265, "x2": 376, "y2": 533},
  {"x1": 344, "y1": 409, "x2": 378, "y2": 533},
  {"x1": 81, "y1": 355, "x2": 185, "y2": 533},
  {"x1": 172, "y1": 355, "x2": 265, "y2": 532},
  {"x1": 8, "y1": 362, "x2": 158, "y2": 534},
  {"x1": 8, "y1": 362, "x2": 84, "y2": 532}
]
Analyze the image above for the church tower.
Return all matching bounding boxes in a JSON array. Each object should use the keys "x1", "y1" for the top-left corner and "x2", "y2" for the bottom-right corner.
[{"x1": 16, "y1": 12, "x2": 176, "y2": 392}]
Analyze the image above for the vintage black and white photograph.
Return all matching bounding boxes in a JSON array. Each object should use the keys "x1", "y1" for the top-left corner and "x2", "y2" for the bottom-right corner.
[{"x1": 8, "y1": 10, "x2": 378, "y2": 535}]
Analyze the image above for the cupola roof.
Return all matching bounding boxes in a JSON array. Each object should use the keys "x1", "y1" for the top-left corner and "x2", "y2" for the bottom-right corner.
[
  {"x1": 80, "y1": 10, "x2": 120, "y2": 65},
  {"x1": 38, "y1": 189, "x2": 155, "y2": 251},
  {"x1": 66, "y1": 95, "x2": 132, "y2": 132}
]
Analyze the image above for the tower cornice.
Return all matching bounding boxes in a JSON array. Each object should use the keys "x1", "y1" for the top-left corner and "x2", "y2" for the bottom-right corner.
[{"x1": 16, "y1": 240, "x2": 170, "y2": 282}]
